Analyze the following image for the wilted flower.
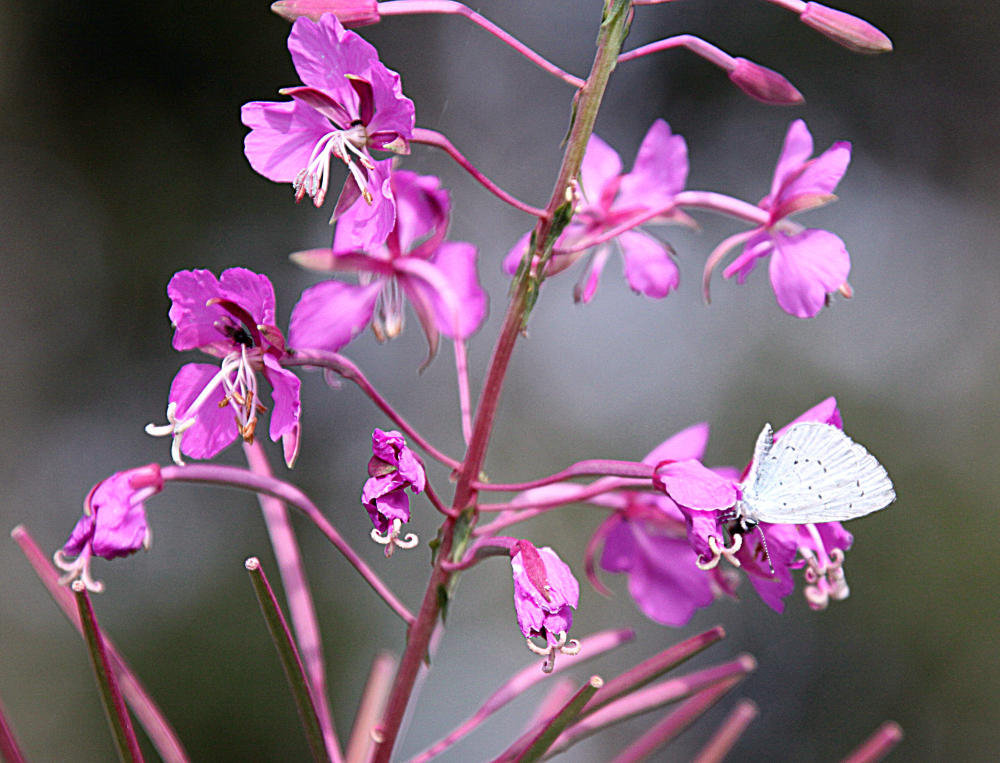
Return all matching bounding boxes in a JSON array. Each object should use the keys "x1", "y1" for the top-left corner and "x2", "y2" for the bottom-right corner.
[
  {"x1": 241, "y1": 14, "x2": 414, "y2": 248},
  {"x1": 510, "y1": 540, "x2": 580, "y2": 672},
  {"x1": 362, "y1": 429, "x2": 425, "y2": 556},
  {"x1": 145, "y1": 268, "x2": 302, "y2": 468},
  {"x1": 505, "y1": 120, "x2": 688, "y2": 302},
  {"x1": 54, "y1": 464, "x2": 161, "y2": 593}
]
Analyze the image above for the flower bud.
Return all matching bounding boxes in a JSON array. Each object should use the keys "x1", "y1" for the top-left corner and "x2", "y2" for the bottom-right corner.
[
  {"x1": 728, "y1": 58, "x2": 804, "y2": 105},
  {"x1": 270, "y1": 0, "x2": 380, "y2": 27},
  {"x1": 800, "y1": 2, "x2": 892, "y2": 54}
]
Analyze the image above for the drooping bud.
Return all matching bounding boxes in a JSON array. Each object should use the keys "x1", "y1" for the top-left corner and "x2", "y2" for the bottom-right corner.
[
  {"x1": 799, "y1": 2, "x2": 893, "y2": 54},
  {"x1": 270, "y1": 0, "x2": 380, "y2": 27},
  {"x1": 727, "y1": 58, "x2": 804, "y2": 105}
]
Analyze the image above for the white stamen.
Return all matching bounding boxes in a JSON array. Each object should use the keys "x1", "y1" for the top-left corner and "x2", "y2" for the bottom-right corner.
[
  {"x1": 294, "y1": 127, "x2": 375, "y2": 210},
  {"x1": 370, "y1": 518, "x2": 418, "y2": 557}
]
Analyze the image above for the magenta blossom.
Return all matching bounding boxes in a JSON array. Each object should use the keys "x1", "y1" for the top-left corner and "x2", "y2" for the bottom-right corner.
[
  {"x1": 504, "y1": 119, "x2": 689, "y2": 302},
  {"x1": 510, "y1": 540, "x2": 580, "y2": 672},
  {"x1": 362, "y1": 429, "x2": 425, "y2": 556},
  {"x1": 667, "y1": 398, "x2": 857, "y2": 613},
  {"x1": 145, "y1": 268, "x2": 302, "y2": 468},
  {"x1": 590, "y1": 423, "x2": 739, "y2": 627},
  {"x1": 706, "y1": 120, "x2": 852, "y2": 318},
  {"x1": 54, "y1": 464, "x2": 162, "y2": 593},
  {"x1": 289, "y1": 169, "x2": 487, "y2": 365},
  {"x1": 241, "y1": 13, "x2": 414, "y2": 248}
]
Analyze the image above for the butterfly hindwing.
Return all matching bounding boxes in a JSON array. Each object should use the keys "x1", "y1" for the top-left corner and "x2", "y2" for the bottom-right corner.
[{"x1": 740, "y1": 422, "x2": 895, "y2": 524}]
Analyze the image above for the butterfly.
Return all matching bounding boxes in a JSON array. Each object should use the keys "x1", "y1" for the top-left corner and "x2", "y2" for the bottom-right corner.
[{"x1": 734, "y1": 421, "x2": 896, "y2": 530}]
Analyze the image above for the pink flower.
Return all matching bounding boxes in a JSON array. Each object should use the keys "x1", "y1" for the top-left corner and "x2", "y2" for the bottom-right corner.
[
  {"x1": 670, "y1": 398, "x2": 857, "y2": 613},
  {"x1": 54, "y1": 464, "x2": 162, "y2": 592},
  {"x1": 362, "y1": 429, "x2": 425, "y2": 555},
  {"x1": 289, "y1": 169, "x2": 487, "y2": 365},
  {"x1": 714, "y1": 120, "x2": 852, "y2": 318},
  {"x1": 145, "y1": 268, "x2": 302, "y2": 468},
  {"x1": 592, "y1": 423, "x2": 739, "y2": 626},
  {"x1": 510, "y1": 540, "x2": 580, "y2": 672},
  {"x1": 241, "y1": 14, "x2": 414, "y2": 248},
  {"x1": 504, "y1": 120, "x2": 688, "y2": 302}
]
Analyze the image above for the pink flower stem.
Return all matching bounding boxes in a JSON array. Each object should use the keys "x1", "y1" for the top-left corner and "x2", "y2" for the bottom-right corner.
[
  {"x1": 11, "y1": 526, "x2": 191, "y2": 763},
  {"x1": 159, "y1": 464, "x2": 415, "y2": 626},
  {"x1": 610, "y1": 677, "x2": 744, "y2": 763},
  {"x1": 692, "y1": 699, "x2": 759, "y2": 763},
  {"x1": 675, "y1": 190, "x2": 771, "y2": 225},
  {"x1": 411, "y1": 629, "x2": 634, "y2": 763},
  {"x1": 410, "y1": 128, "x2": 548, "y2": 218},
  {"x1": 476, "y1": 477, "x2": 646, "y2": 512},
  {"x1": 546, "y1": 655, "x2": 756, "y2": 757},
  {"x1": 472, "y1": 459, "x2": 653, "y2": 492},
  {"x1": 244, "y1": 558, "x2": 329, "y2": 763},
  {"x1": 554, "y1": 191, "x2": 768, "y2": 259},
  {"x1": 420, "y1": 473, "x2": 458, "y2": 518},
  {"x1": 586, "y1": 626, "x2": 728, "y2": 716},
  {"x1": 619, "y1": 34, "x2": 735, "y2": 69},
  {"x1": 243, "y1": 442, "x2": 342, "y2": 763},
  {"x1": 285, "y1": 350, "x2": 461, "y2": 470},
  {"x1": 841, "y1": 721, "x2": 905, "y2": 763},
  {"x1": 71, "y1": 580, "x2": 145, "y2": 763},
  {"x1": 0, "y1": 694, "x2": 26, "y2": 763},
  {"x1": 453, "y1": 339, "x2": 473, "y2": 444},
  {"x1": 371, "y1": 7, "x2": 634, "y2": 760},
  {"x1": 345, "y1": 652, "x2": 398, "y2": 763},
  {"x1": 377, "y1": 1, "x2": 585, "y2": 88}
]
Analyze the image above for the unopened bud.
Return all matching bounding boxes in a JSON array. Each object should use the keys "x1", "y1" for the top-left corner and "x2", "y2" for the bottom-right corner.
[
  {"x1": 800, "y1": 2, "x2": 893, "y2": 54},
  {"x1": 728, "y1": 58, "x2": 804, "y2": 105},
  {"x1": 270, "y1": 0, "x2": 380, "y2": 27}
]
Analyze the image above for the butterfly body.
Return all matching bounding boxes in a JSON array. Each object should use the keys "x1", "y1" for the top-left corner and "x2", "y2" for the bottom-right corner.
[{"x1": 736, "y1": 422, "x2": 895, "y2": 526}]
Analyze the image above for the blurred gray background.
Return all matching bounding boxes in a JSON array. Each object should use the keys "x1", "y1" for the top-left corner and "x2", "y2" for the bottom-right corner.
[{"x1": 2, "y1": 0, "x2": 997, "y2": 760}]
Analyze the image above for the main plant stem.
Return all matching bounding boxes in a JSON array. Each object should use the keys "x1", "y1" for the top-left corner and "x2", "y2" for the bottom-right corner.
[{"x1": 371, "y1": 3, "x2": 633, "y2": 759}]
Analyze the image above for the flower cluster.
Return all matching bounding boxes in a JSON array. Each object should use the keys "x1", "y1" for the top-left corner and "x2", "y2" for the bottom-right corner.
[{"x1": 41, "y1": 5, "x2": 903, "y2": 759}]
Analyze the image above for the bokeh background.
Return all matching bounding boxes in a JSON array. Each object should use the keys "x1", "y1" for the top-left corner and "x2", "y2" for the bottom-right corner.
[{"x1": 2, "y1": 0, "x2": 997, "y2": 760}]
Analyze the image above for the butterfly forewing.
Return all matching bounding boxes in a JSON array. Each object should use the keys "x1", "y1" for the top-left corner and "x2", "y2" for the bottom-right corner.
[{"x1": 740, "y1": 422, "x2": 895, "y2": 524}]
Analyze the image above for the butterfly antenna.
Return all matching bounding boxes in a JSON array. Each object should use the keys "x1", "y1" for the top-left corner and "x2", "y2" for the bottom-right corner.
[{"x1": 755, "y1": 524, "x2": 775, "y2": 574}]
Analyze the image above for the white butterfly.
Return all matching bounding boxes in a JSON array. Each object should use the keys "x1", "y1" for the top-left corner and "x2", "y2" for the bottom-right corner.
[{"x1": 736, "y1": 422, "x2": 896, "y2": 526}]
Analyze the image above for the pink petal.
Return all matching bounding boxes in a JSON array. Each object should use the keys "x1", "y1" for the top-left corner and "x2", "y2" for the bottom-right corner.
[
  {"x1": 579, "y1": 134, "x2": 622, "y2": 204},
  {"x1": 769, "y1": 119, "x2": 815, "y2": 203},
  {"x1": 332, "y1": 157, "x2": 396, "y2": 250},
  {"x1": 643, "y1": 422, "x2": 711, "y2": 466},
  {"x1": 617, "y1": 119, "x2": 688, "y2": 209},
  {"x1": 723, "y1": 229, "x2": 774, "y2": 284},
  {"x1": 576, "y1": 246, "x2": 610, "y2": 304},
  {"x1": 398, "y1": 247, "x2": 486, "y2": 339},
  {"x1": 169, "y1": 363, "x2": 237, "y2": 460},
  {"x1": 241, "y1": 99, "x2": 332, "y2": 182},
  {"x1": 778, "y1": 397, "x2": 842, "y2": 436},
  {"x1": 289, "y1": 280, "x2": 381, "y2": 352},
  {"x1": 262, "y1": 355, "x2": 302, "y2": 468},
  {"x1": 168, "y1": 268, "x2": 275, "y2": 352},
  {"x1": 503, "y1": 231, "x2": 532, "y2": 275},
  {"x1": 288, "y1": 14, "x2": 371, "y2": 105},
  {"x1": 768, "y1": 229, "x2": 850, "y2": 318},
  {"x1": 390, "y1": 170, "x2": 450, "y2": 257},
  {"x1": 656, "y1": 459, "x2": 737, "y2": 511},
  {"x1": 778, "y1": 141, "x2": 851, "y2": 209},
  {"x1": 618, "y1": 230, "x2": 679, "y2": 299}
]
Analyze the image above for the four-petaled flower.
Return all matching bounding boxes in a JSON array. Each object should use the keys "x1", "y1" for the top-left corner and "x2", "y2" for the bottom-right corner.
[
  {"x1": 504, "y1": 119, "x2": 688, "y2": 302},
  {"x1": 656, "y1": 398, "x2": 856, "y2": 613},
  {"x1": 510, "y1": 540, "x2": 580, "y2": 672},
  {"x1": 241, "y1": 13, "x2": 415, "y2": 249},
  {"x1": 54, "y1": 464, "x2": 162, "y2": 593},
  {"x1": 590, "y1": 423, "x2": 739, "y2": 626},
  {"x1": 289, "y1": 169, "x2": 487, "y2": 365},
  {"x1": 146, "y1": 268, "x2": 302, "y2": 468},
  {"x1": 706, "y1": 119, "x2": 853, "y2": 318},
  {"x1": 362, "y1": 428, "x2": 425, "y2": 556}
]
